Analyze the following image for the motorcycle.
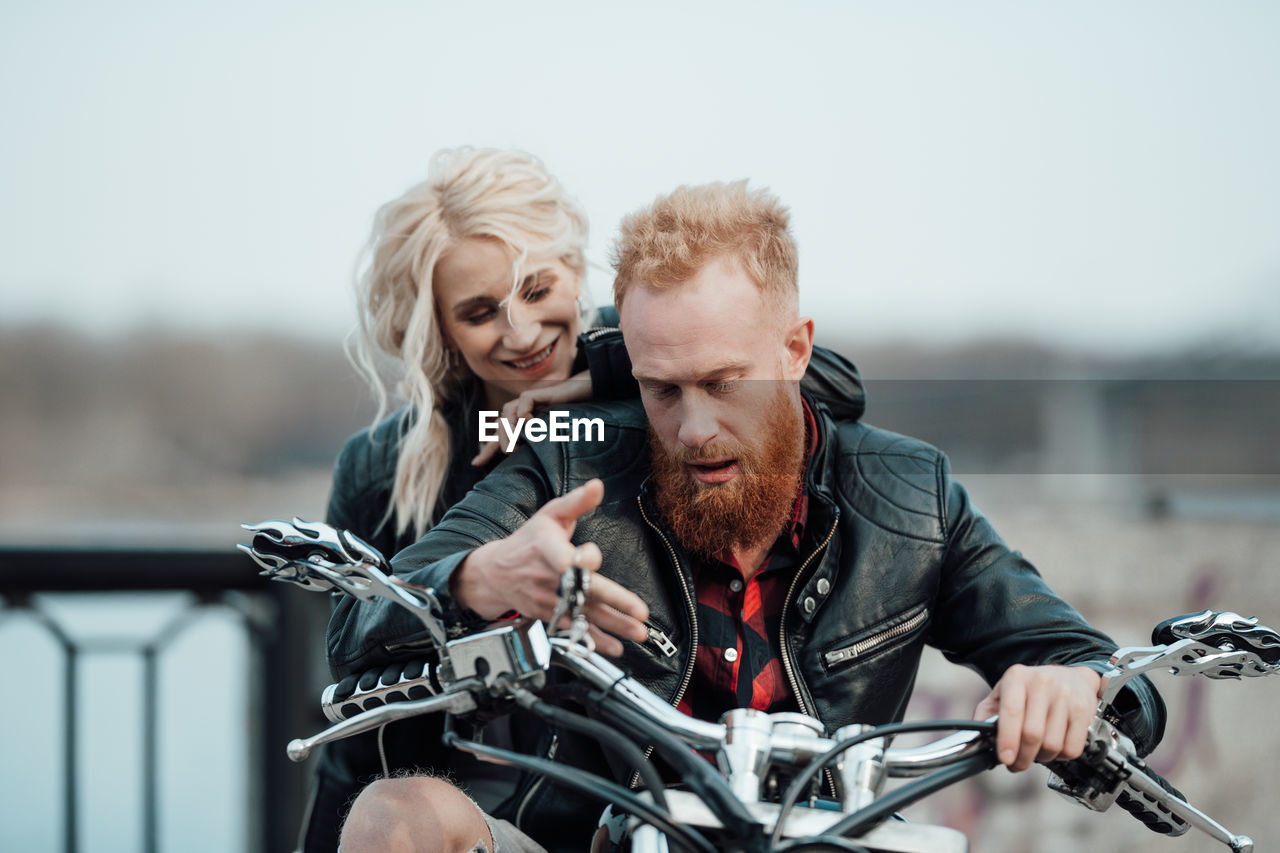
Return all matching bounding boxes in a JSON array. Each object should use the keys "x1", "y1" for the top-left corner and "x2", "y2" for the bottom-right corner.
[{"x1": 239, "y1": 518, "x2": 1280, "y2": 853}]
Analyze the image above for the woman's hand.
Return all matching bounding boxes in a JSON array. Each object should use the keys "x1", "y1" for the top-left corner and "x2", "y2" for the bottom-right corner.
[{"x1": 471, "y1": 370, "x2": 594, "y2": 466}]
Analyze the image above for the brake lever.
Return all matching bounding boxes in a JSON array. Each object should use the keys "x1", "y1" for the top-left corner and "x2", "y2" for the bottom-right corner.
[
  {"x1": 1048, "y1": 716, "x2": 1254, "y2": 851},
  {"x1": 290, "y1": 618, "x2": 552, "y2": 764},
  {"x1": 286, "y1": 690, "x2": 479, "y2": 762}
]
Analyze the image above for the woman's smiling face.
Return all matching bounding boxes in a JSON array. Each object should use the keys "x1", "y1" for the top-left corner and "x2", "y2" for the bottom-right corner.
[{"x1": 434, "y1": 236, "x2": 582, "y2": 407}]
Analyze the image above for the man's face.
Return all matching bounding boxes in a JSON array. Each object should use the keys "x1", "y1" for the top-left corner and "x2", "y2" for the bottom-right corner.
[{"x1": 620, "y1": 256, "x2": 814, "y2": 554}]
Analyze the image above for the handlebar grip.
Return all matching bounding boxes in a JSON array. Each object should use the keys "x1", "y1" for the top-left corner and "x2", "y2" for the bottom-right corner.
[
  {"x1": 1116, "y1": 762, "x2": 1190, "y2": 837},
  {"x1": 322, "y1": 659, "x2": 438, "y2": 722}
]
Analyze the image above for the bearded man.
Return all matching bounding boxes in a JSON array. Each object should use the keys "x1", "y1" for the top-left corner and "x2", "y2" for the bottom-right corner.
[{"x1": 329, "y1": 182, "x2": 1166, "y2": 853}]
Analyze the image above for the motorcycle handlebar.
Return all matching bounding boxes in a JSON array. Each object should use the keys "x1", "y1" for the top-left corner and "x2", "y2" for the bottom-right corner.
[
  {"x1": 304, "y1": 633, "x2": 1247, "y2": 849},
  {"x1": 242, "y1": 521, "x2": 1272, "y2": 852}
]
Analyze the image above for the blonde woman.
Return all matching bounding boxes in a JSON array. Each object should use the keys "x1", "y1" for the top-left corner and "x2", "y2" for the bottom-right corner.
[
  {"x1": 303, "y1": 147, "x2": 609, "y2": 852},
  {"x1": 331, "y1": 147, "x2": 600, "y2": 557},
  {"x1": 302, "y1": 149, "x2": 867, "y2": 851}
]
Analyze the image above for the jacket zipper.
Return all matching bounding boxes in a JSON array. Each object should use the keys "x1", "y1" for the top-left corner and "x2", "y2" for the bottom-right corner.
[
  {"x1": 646, "y1": 622, "x2": 678, "y2": 658},
  {"x1": 628, "y1": 496, "x2": 699, "y2": 788},
  {"x1": 778, "y1": 510, "x2": 839, "y2": 795},
  {"x1": 823, "y1": 607, "x2": 929, "y2": 668},
  {"x1": 514, "y1": 733, "x2": 560, "y2": 829},
  {"x1": 584, "y1": 326, "x2": 620, "y2": 342},
  {"x1": 383, "y1": 636, "x2": 437, "y2": 654}
]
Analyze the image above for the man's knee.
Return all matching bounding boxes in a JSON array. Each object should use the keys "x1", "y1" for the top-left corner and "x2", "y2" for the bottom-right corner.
[{"x1": 339, "y1": 776, "x2": 494, "y2": 853}]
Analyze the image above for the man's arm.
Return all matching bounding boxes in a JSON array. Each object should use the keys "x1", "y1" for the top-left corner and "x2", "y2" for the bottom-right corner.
[{"x1": 929, "y1": 457, "x2": 1166, "y2": 770}]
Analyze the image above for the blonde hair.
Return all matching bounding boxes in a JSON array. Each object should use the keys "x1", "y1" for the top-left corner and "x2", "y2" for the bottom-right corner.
[
  {"x1": 611, "y1": 180, "x2": 798, "y2": 314},
  {"x1": 351, "y1": 147, "x2": 589, "y2": 539}
]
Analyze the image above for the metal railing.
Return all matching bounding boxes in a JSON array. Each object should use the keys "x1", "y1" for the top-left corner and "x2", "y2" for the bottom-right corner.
[{"x1": 0, "y1": 546, "x2": 330, "y2": 853}]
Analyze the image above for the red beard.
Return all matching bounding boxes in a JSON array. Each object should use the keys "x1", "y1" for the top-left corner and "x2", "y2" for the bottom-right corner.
[{"x1": 649, "y1": 386, "x2": 805, "y2": 560}]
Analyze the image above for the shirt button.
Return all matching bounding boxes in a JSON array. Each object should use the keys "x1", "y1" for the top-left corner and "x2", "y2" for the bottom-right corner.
[
  {"x1": 724, "y1": 648, "x2": 739, "y2": 662},
  {"x1": 729, "y1": 578, "x2": 744, "y2": 593},
  {"x1": 816, "y1": 578, "x2": 831, "y2": 595},
  {"x1": 803, "y1": 597, "x2": 816, "y2": 614}
]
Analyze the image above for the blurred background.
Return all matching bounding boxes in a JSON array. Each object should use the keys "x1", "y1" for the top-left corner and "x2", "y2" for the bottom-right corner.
[{"x1": 1, "y1": 1, "x2": 1277, "y2": 851}]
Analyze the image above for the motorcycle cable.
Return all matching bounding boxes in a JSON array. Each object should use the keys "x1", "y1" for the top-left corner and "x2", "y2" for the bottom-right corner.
[
  {"x1": 770, "y1": 719, "x2": 998, "y2": 848},
  {"x1": 597, "y1": 690, "x2": 761, "y2": 842},
  {"x1": 441, "y1": 718, "x2": 716, "y2": 853},
  {"x1": 507, "y1": 684, "x2": 669, "y2": 810},
  {"x1": 768, "y1": 839, "x2": 874, "y2": 853},
  {"x1": 822, "y1": 752, "x2": 997, "y2": 841},
  {"x1": 548, "y1": 662, "x2": 763, "y2": 840}
]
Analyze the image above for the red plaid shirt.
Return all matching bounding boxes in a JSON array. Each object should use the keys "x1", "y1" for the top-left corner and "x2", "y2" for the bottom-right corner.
[{"x1": 676, "y1": 400, "x2": 817, "y2": 723}]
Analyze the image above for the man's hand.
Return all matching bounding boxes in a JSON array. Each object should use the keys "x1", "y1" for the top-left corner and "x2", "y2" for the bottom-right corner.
[
  {"x1": 973, "y1": 664, "x2": 1103, "y2": 772},
  {"x1": 471, "y1": 372, "x2": 594, "y2": 467},
  {"x1": 449, "y1": 478, "x2": 649, "y2": 657}
]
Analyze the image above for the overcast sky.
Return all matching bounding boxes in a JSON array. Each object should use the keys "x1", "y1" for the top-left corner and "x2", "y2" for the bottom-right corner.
[{"x1": 2, "y1": 0, "x2": 1278, "y2": 354}]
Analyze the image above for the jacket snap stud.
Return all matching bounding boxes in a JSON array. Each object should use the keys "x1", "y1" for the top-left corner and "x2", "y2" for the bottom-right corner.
[
  {"x1": 803, "y1": 596, "x2": 816, "y2": 614},
  {"x1": 816, "y1": 578, "x2": 830, "y2": 595}
]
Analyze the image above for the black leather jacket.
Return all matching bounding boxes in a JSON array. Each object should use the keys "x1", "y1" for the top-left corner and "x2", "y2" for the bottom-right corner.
[
  {"x1": 327, "y1": 386, "x2": 1166, "y2": 849},
  {"x1": 302, "y1": 321, "x2": 872, "y2": 852}
]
